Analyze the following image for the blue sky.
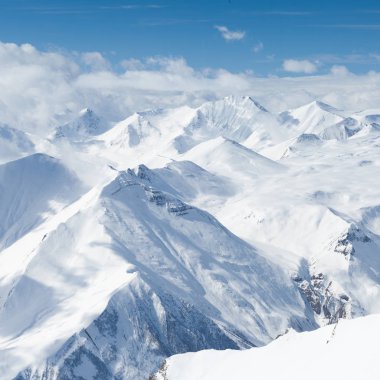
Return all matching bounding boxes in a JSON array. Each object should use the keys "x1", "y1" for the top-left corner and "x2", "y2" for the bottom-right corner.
[{"x1": 0, "y1": 0, "x2": 380, "y2": 75}]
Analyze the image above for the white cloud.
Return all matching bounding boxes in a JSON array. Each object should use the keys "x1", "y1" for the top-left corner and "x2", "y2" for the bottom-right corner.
[
  {"x1": 214, "y1": 25, "x2": 245, "y2": 41},
  {"x1": 253, "y1": 42, "x2": 264, "y2": 53},
  {"x1": 120, "y1": 58, "x2": 145, "y2": 70},
  {"x1": 282, "y1": 59, "x2": 318, "y2": 74},
  {"x1": 2, "y1": 42, "x2": 380, "y2": 137},
  {"x1": 81, "y1": 52, "x2": 109, "y2": 71},
  {"x1": 330, "y1": 65, "x2": 351, "y2": 76}
]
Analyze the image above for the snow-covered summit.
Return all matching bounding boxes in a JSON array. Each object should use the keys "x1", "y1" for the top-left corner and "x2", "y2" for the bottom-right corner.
[
  {"x1": 279, "y1": 100, "x2": 345, "y2": 136},
  {"x1": 97, "y1": 95, "x2": 278, "y2": 160},
  {"x1": 54, "y1": 108, "x2": 109, "y2": 141},
  {"x1": 177, "y1": 95, "x2": 273, "y2": 151}
]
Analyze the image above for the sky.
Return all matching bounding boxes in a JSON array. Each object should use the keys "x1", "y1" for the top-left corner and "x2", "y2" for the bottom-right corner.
[
  {"x1": 0, "y1": 0, "x2": 380, "y2": 75},
  {"x1": 1, "y1": 0, "x2": 380, "y2": 133}
]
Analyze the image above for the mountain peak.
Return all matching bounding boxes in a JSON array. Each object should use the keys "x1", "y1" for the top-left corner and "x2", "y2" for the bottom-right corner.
[
  {"x1": 220, "y1": 95, "x2": 269, "y2": 112},
  {"x1": 308, "y1": 100, "x2": 342, "y2": 115},
  {"x1": 54, "y1": 108, "x2": 109, "y2": 140},
  {"x1": 280, "y1": 99, "x2": 345, "y2": 135}
]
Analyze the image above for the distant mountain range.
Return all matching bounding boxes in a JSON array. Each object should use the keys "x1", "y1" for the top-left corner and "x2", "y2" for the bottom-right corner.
[{"x1": 1, "y1": 96, "x2": 380, "y2": 379}]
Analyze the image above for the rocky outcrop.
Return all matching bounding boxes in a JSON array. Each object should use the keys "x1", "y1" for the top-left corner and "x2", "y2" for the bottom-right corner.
[{"x1": 293, "y1": 272, "x2": 350, "y2": 324}]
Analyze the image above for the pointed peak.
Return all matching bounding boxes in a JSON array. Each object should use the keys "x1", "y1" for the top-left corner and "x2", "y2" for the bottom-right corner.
[
  {"x1": 201, "y1": 95, "x2": 269, "y2": 113},
  {"x1": 53, "y1": 108, "x2": 109, "y2": 140},
  {"x1": 308, "y1": 100, "x2": 342, "y2": 114},
  {"x1": 136, "y1": 164, "x2": 153, "y2": 181},
  {"x1": 287, "y1": 100, "x2": 345, "y2": 121}
]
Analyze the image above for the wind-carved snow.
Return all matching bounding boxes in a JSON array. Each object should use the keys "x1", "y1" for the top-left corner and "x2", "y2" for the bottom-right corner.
[{"x1": 0, "y1": 95, "x2": 380, "y2": 379}]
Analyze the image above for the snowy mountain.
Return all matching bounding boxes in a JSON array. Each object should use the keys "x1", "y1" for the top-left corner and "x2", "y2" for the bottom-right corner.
[
  {"x1": 96, "y1": 96, "x2": 281, "y2": 166},
  {"x1": 0, "y1": 153, "x2": 85, "y2": 249},
  {"x1": 279, "y1": 100, "x2": 345, "y2": 136},
  {"x1": 3, "y1": 167, "x2": 314, "y2": 379},
  {"x1": 172, "y1": 95, "x2": 274, "y2": 152},
  {"x1": 153, "y1": 314, "x2": 380, "y2": 380},
  {"x1": 53, "y1": 108, "x2": 109, "y2": 141},
  {"x1": 0, "y1": 95, "x2": 379, "y2": 379}
]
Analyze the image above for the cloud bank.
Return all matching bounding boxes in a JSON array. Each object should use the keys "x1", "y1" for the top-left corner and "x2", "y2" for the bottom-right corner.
[
  {"x1": 282, "y1": 59, "x2": 318, "y2": 73},
  {"x1": 1, "y1": 42, "x2": 380, "y2": 135}
]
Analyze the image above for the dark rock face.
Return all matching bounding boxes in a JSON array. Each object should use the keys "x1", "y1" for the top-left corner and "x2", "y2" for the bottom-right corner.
[
  {"x1": 146, "y1": 188, "x2": 167, "y2": 206},
  {"x1": 166, "y1": 200, "x2": 192, "y2": 215},
  {"x1": 297, "y1": 277, "x2": 322, "y2": 316},
  {"x1": 293, "y1": 272, "x2": 350, "y2": 324},
  {"x1": 292, "y1": 223, "x2": 375, "y2": 326},
  {"x1": 15, "y1": 279, "x2": 240, "y2": 380},
  {"x1": 136, "y1": 164, "x2": 152, "y2": 182},
  {"x1": 150, "y1": 361, "x2": 169, "y2": 380},
  {"x1": 334, "y1": 226, "x2": 371, "y2": 259},
  {"x1": 296, "y1": 134, "x2": 321, "y2": 144}
]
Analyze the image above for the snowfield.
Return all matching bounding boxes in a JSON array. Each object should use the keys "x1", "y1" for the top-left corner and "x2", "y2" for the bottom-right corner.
[
  {"x1": 0, "y1": 96, "x2": 379, "y2": 379},
  {"x1": 154, "y1": 314, "x2": 380, "y2": 380}
]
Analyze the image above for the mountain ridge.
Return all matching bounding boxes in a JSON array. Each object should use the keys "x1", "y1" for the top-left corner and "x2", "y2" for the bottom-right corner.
[{"x1": 0, "y1": 95, "x2": 379, "y2": 379}]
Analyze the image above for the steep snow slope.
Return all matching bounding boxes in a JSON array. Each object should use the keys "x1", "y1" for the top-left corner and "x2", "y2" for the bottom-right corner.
[
  {"x1": 279, "y1": 100, "x2": 345, "y2": 136},
  {"x1": 0, "y1": 153, "x2": 85, "y2": 249},
  {"x1": 1, "y1": 167, "x2": 314, "y2": 380},
  {"x1": 154, "y1": 314, "x2": 380, "y2": 380},
  {"x1": 149, "y1": 160, "x2": 236, "y2": 212},
  {"x1": 181, "y1": 136, "x2": 282, "y2": 180}
]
